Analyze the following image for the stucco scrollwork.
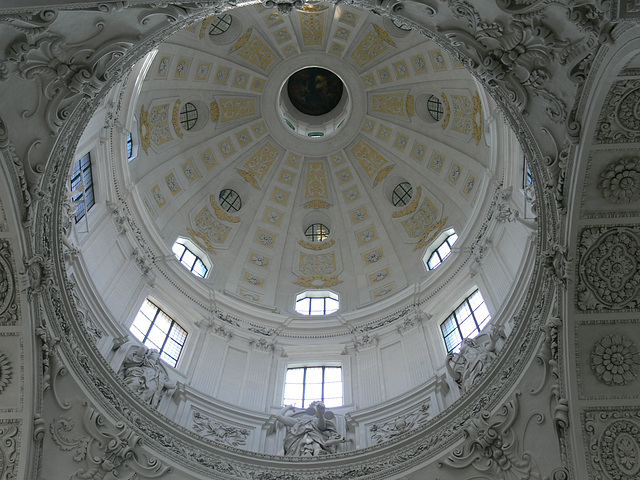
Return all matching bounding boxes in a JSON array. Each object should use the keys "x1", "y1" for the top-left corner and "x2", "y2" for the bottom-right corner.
[
  {"x1": 591, "y1": 334, "x2": 640, "y2": 386},
  {"x1": 262, "y1": 0, "x2": 306, "y2": 16},
  {"x1": 577, "y1": 226, "x2": 640, "y2": 311},
  {"x1": 50, "y1": 404, "x2": 171, "y2": 479},
  {"x1": 439, "y1": 391, "x2": 541, "y2": 479},
  {"x1": 0, "y1": 421, "x2": 20, "y2": 479},
  {"x1": 276, "y1": 402, "x2": 346, "y2": 456},
  {"x1": 119, "y1": 345, "x2": 176, "y2": 408},
  {"x1": 369, "y1": 402, "x2": 430, "y2": 444},
  {"x1": 585, "y1": 409, "x2": 640, "y2": 480},
  {"x1": 192, "y1": 411, "x2": 250, "y2": 447},
  {"x1": 0, "y1": 240, "x2": 18, "y2": 325},
  {"x1": 595, "y1": 80, "x2": 640, "y2": 144},
  {"x1": 598, "y1": 157, "x2": 640, "y2": 204},
  {"x1": 446, "y1": 325, "x2": 505, "y2": 392}
]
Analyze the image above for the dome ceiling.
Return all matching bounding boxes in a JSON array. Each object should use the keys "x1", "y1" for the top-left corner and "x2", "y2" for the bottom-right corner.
[{"x1": 130, "y1": 1, "x2": 493, "y2": 315}]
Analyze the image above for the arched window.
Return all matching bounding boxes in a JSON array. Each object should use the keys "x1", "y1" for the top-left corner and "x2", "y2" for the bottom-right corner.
[
  {"x1": 219, "y1": 188, "x2": 242, "y2": 212},
  {"x1": 179, "y1": 102, "x2": 198, "y2": 130},
  {"x1": 304, "y1": 223, "x2": 330, "y2": 242},
  {"x1": 392, "y1": 182, "x2": 413, "y2": 206},
  {"x1": 172, "y1": 240, "x2": 208, "y2": 278},
  {"x1": 284, "y1": 366, "x2": 343, "y2": 408},
  {"x1": 129, "y1": 299, "x2": 187, "y2": 367},
  {"x1": 295, "y1": 291, "x2": 339, "y2": 315},
  {"x1": 126, "y1": 132, "x2": 134, "y2": 159},
  {"x1": 427, "y1": 95, "x2": 444, "y2": 121},
  {"x1": 440, "y1": 289, "x2": 491, "y2": 353},
  {"x1": 425, "y1": 232, "x2": 458, "y2": 270}
]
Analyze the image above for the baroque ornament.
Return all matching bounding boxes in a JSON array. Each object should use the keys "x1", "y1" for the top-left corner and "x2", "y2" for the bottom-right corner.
[
  {"x1": 440, "y1": 392, "x2": 541, "y2": 479},
  {"x1": 370, "y1": 402, "x2": 430, "y2": 444},
  {"x1": 192, "y1": 411, "x2": 250, "y2": 447},
  {"x1": 0, "y1": 240, "x2": 18, "y2": 324},
  {"x1": 0, "y1": 353, "x2": 12, "y2": 393},
  {"x1": 591, "y1": 334, "x2": 640, "y2": 386},
  {"x1": 577, "y1": 226, "x2": 640, "y2": 311},
  {"x1": 598, "y1": 157, "x2": 640, "y2": 203}
]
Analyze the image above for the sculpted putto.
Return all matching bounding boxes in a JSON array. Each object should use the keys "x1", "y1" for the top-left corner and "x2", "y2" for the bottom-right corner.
[
  {"x1": 119, "y1": 345, "x2": 175, "y2": 408},
  {"x1": 446, "y1": 325, "x2": 506, "y2": 393},
  {"x1": 276, "y1": 402, "x2": 346, "y2": 456}
]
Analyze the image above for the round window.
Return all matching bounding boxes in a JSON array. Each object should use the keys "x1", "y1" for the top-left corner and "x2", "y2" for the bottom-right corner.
[
  {"x1": 219, "y1": 188, "x2": 242, "y2": 212},
  {"x1": 392, "y1": 182, "x2": 413, "y2": 207},
  {"x1": 180, "y1": 102, "x2": 198, "y2": 130},
  {"x1": 427, "y1": 95, "x2": 444, "y2": 121},
  {"x1": 209, "y1": 14, "x2": 232, "y2": 35},
  {"x1": 304, "y1": 223, "x2": 330, "y2": 242}
]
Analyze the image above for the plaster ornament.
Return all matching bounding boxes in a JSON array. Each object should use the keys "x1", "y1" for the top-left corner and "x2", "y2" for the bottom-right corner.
[
  {"x1": 119, "y1": 345, "x2": 176, "y2": 408},
  {"x1": 440, "y1": 392, "x2": 541, "y2": 479},
  {"x1": 192, "y1": 411, "x2": 250, "y2": 447},
  {"x1": 446, "y1": 325, "x2": 505, "y2": 393},
  {"x1": 598, "y1": 157, "x2": 640, "y2": 203},
  {"x1": 50, "y1": 405, "x2": 171, "y2": 480},
  {"x1": 591, "y1": 334, "x2": 640, "y2": 386},
  {"x1": 542, "y1": 243, "x2": 571, "y2": 285},
  {"x1": 0, "y1": 240, "x2": 18, "y2": 325},
  {"x1": 577, "y1": 226, "x2": 640, "y2": 311},
  {"x1": 275, "y1": 402, "x2": 346, "y2": 456},
  {"x1": 0, "y1": 422, "x2": 19, "y2": 479},
  {"x1": 0, "y1": 352, "x2": 11, "y2": 393},
  {"x1": 263, "y1": 0, "x2": 306, "y2": 16},
  {"x1": 370, "y1": 402, "x2": 430, "y2": 444}
]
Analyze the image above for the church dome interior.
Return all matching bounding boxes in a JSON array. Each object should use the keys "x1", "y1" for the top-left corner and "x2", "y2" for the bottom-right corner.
[{"x1": 0, "y1": 1, "x2": 638, "y2": 479}]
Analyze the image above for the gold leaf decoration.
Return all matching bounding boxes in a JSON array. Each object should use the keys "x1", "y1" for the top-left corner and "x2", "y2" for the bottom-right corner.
[
  {"x1": 413, "y1": 217, "x2": 448, "y2": 251},
  {"x1": 472, "y1": 92, "x2": 483, "y2": 145},
  {"x1": 304, "y1": 200, "x2": 331, "y2": 209},
  {"x1": 294, "y1": 275, "x2": 342, "y2": 288},
  {"x1": 187, "y1": 228, "x2": 217, "y2": 254},
  {"x1": 211, "y1": 101, "x2": 220, "y2": 122},
  {"x1": 374, "y1": 165, "x2": 395, "y2": 187},
  {"x1": 299, "y1": 239, "x2": 335, "y2": 250},
  {"x1": 237, "y1": 169, "x2": 259, "y2": 189},
  {"x1": 139, "y1": 105, "x2": 151, "y2": 155},
  {"x1": 172, "y1": 100, "x2": 183, "y2": 138},
  {"x1": 211, "y1": 197, "x2": 240, "y2": 223},
  {"x1": 406, "y1": 95, "x2": 415, "y2": 116},
  {"x1": 200, "y1": 16, "x2": 215, "y2": 38},
  {"x1": 441, "y1": 92, "x2": 451, "y2": 130},
  {"x1": 392, "y1": 186, "x2": 422, "y2": 218}
]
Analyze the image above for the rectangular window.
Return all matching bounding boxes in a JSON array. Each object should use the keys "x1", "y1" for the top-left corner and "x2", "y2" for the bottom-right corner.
[
  {"x1": 70, "y1": 152, "x2": 95, "y2": 223},
  {"x1": 126, "y1": 132, "x2": 134, "y2": 160},
  {"x1": 283, "y1": 366, "x2": 343, "y2": 408},
  {"x1": 129, "y1": 299, "x2": 187, "y2": 368},
  {"x1": 440, "y1": 290, "x2": 491, "y2": 353}
]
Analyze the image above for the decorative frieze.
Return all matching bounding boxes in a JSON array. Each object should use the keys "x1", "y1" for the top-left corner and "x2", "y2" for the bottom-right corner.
[
  {"x1": 0, "y1": 240, "x2": 18, "y2": 325},
  {"x1": 369, "y1": 402, "x2": 430, "y2": 444},
  {"x1": 192, "y1": 411, "x2": 250, "y2": 447}
]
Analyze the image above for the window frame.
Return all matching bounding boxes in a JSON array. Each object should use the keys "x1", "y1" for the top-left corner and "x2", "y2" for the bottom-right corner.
[
  {"x1": 219, "y1": 188, "x2": 242, "y2": 213},
  {"x1": 440, "y1": 289, "x2": 491, "y2": 353},
  {"x1": 129, "y1": 299, "x2": 188, "y2": 368},
  {"x1": 209, "y1": 14, "x2": 233, "y2": 35},
  {"x1": 283, "y1": 365, "x2": 343, "y2": 409},
  {"x1": 295, "y1": 290, "x2": 339, "y2": 316},
  {"x1": 304, "y1": 223, "x2": 330, "y2": 243},
  {"x1": 426, "y1": 232, "x2": 458, "y2": 270},
  {"x1": 392, "y1": 182, "x2": 413, "y2": 207},
  {"x1": 172, "y1": 240, "x2": 208, "y2": 278},
  {"x1": 179, "y1": 102, "x2": 198, "y2": 131},
  {"x1": 427, "y1": 95, "x2": 444, "y2": 121},
  {"x1": 70, "y1": 152, "x2": 95, "y2": 223}
]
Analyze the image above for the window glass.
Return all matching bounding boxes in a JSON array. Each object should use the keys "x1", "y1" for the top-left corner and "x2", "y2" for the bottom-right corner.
[
  {"x1": 179, "y1": 102, "x2": 198, "y2": 130},
  {"x1": 427, "y1": 95, "x2": 444, "y2": 121},
  {"x1": 304, "y1": 223, "x2": 329, "y2": 242},
  {"x1": 392, "y1": 182, "x2": 413, "y2": 207},
  {"x1": 172, "y1": 240, "x2": 208, "y2": 278},
  {"x1": 219, "y1": 189, "x2": 242, "y2": 212},
  {"x1": 426, "y1": 233, "x2": 458, "y2": 270},
  {"x1": 209, "y1": 14, "x2": 232, "y2": 35},
  {"x1": 295, "y1": 291, "x2": 339, "y2": 315},
  {"x1": 283, "y1": 366, "x2": 343, "y2": 408},
  {"x1": 129, "y1": 299, "x2": 187, "y2": 367},
  {"x1": 71, "y1": 152, "x2": 95, "y2": 223},
  {"x1": 440, "y1": 290, "x2": 491, "y2": 353},
  {"x1": 126, "y1": 132, "x2": 134, "y2": 159}
]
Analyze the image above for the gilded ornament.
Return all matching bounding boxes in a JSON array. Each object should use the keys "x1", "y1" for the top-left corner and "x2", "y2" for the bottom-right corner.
[
  {"x1": 373, "y1": 165, "x2": 395, "y2": 187},
  {"x1": 294, "y1": 275, "x2": 342, "y2": 288},
  {"x1": 172, "y1": 100, "x2": 183, "y2": 138},
  {"x1": 472, "y1": 92, "x2": 482, "y2": 145},
  {"x1": 210, "y1": 101, "x2": 220, "y2": 122},
  {"x1": 304, "y1": 200, "x2": 331, "y2": 209},
  {"x1": 598, "y1": 157, "x2": 640, "y2": 203},
  {"x1": 299, "y1": 239, "x2": 335, "y2": 250},
  {"x1": 413, "y1": 217, "x2": 448, "y2": 251},
  {"x1": 591, "y1": 334, "x2": 640, "y2": 386},
  {"x1": 350, "y1": 24, "x2": 396, "y2": 67},
  {"x1": 187, "y1": 228, "x2": 217, "y2": 254},
  {"x1": 199, "y1": 16, "x2": 215, "y2": 38},
  {"x1": 406, "y1": 95, "x2": 415, "y2": 116},
  {"x1": 139, "y1": 104, "x2": 151, "y2": 154},
  {"x1": 229, "y1": 28, "x2": 276, "y2": 70},
  {"x1": 392, "y1": 186, "x2": 421, "y2": 218},
  {"x1": 210, "y1": 197, "x2": 240, "y2": 223},
  {"x1": 441, "y1": 92, "x2": 450, "y2": 130}
]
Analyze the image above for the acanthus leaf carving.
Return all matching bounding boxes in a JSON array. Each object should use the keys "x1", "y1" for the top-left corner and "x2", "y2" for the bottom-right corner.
[
  {"x1": 0, "y1": 421, "x2": 20, "y2": 480},
  {"x1": 439, "y1": 391, "x2": 541, "y2": 479},
  {"x1": 0, "y1": 240, "x2": 18, "y2": 325},
  {"x1": 0, "y1": 10, "x2": 58, "y2": 35},
  {"x1": 50, "y1": 404, "x2": 171, "y2": 479}
]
